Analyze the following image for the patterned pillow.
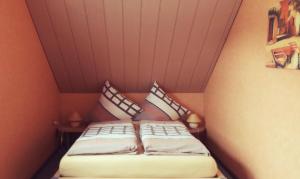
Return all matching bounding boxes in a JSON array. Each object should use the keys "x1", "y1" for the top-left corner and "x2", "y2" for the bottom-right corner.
[
  {"x1": 145, "y1": 82, "x2": 191, "y2": 120},
  {"x1": 99, "y1": 81, "x2": 143, "y2": 121}
]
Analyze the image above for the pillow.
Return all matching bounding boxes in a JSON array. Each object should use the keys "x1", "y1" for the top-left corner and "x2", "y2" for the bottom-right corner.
[
  {"x1": 144, "y1": 81, "x2": 191, "y2": 121},
  {"x1": 98, "y1": 80, "x2": 143, "y2": 121}
]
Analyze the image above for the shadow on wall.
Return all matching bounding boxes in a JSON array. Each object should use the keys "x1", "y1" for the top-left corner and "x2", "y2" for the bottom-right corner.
[{"x1": 206, "y1": 135, "x2": 254, "y2": 179}]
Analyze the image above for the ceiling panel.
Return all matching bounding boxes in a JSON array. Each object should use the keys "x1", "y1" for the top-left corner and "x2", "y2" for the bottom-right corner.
[
  {"x1": 189, "y1": 0, "x2": 242, "y2": 91},
  {"x1": 27, "y1": 0, "x2": 242, "y2": 92}
]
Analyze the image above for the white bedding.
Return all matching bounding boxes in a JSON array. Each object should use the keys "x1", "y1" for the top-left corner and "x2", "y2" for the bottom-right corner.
[
  {"x1": 59, "y1": 121, "x2": 218, "y2": 178},
  {"x1": 140, "y1": 120, "x2": 210, "y2": 155},
  {"x1": 67, "y1": 121, "x2": 137, "y2": 155}
]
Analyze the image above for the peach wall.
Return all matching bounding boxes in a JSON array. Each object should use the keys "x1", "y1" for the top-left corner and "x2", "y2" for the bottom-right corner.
[
  {"x1": 60, "y1": 93, "x2": 204, "y2": 122},
  {"x1": 205, "y1": 0, "x2": 300, "y2": 179},
  {"x1": 0, "y1": 0, "x2": 60, "y2": 178}
]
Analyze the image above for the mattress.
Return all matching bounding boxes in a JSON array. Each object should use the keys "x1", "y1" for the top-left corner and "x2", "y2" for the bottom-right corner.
[{"x1": 59, "y1": 153, "x2": 218, "y2": 178}]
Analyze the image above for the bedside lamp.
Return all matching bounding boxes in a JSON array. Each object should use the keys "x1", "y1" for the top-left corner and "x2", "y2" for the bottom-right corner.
[
  {"x1": 68, "y1": 112, "x2": 82, "y2": 127},
  {"x1": 186, "y1": 113, "x2": 203, "y2": 129}
]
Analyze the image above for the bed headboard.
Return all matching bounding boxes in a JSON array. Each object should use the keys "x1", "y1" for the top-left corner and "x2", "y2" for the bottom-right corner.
[{"x1": 26, "y1": 0, "x2": 241, "y2": 93}]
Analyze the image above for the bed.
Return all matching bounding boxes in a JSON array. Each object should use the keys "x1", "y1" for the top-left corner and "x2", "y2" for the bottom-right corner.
[{"x1": 58, "y1": 121, "x2": 223, "y2": 179}]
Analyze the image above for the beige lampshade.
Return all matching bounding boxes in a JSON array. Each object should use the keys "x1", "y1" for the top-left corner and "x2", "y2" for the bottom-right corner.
[
  {"x1": 68, "y1": 112, "x2": 82, "y2": 127},
  {"x1": 186, "y1": 113, "x2": 202, "y2": 123},
  {"x1": 68, "y1": 112, "x2": 82, "y2": 122}
]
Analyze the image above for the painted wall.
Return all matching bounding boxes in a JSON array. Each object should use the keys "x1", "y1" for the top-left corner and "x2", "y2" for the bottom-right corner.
[
  {"x1": 61, "y1": 93, "x2": 204, "y2": 122},
  {"x1": 0, "y1": 0, "x2": 60, "y2": 178},
  {"x1": 205, "y1": 0, "x2": 300, "y2": 178}
]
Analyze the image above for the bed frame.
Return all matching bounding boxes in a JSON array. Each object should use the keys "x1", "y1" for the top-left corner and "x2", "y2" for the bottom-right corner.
[{"x1": 54, "y1": 170, "x2": 226, "y2": 179}]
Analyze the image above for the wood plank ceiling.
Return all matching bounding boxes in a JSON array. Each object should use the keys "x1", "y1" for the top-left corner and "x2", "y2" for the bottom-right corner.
[{"x1": 26, "y1": 0, "x2": 241, "y2": 93}]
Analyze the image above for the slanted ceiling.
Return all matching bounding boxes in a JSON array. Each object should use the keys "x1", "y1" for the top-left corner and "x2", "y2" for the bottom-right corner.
[{"x1": 27, "y1": 0, "x2": 241, "y2": 93}]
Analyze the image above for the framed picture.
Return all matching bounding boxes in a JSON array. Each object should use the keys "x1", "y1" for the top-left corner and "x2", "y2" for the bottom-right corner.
[{"x1": 266, "y1": 0, "x2": 300, "y2": 70}]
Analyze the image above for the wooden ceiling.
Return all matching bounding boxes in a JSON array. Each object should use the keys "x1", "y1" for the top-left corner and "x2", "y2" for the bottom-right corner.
[{"x1": 26, "y1": 0, "x2": 241, "y2": 93}]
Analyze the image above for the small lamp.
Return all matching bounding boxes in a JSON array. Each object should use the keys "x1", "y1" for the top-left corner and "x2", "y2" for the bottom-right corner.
[
  {"x1": 68, "y1": 112, "x2": 82, "y2": 127},
  {"x1": 186, "y1": 113, "x2": 203, "y2": 129}
]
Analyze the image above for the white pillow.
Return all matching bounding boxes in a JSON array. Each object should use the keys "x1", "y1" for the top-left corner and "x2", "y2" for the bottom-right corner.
[
  {"x1": 99, "y1": 81, "x2": 142, "y2": 121},
  {"x1": 145, "y1": 82, "x2": 191, "y2": 120}
]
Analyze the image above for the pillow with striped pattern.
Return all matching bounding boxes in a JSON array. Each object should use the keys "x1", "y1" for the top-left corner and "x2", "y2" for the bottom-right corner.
[
  {"x1": 99, "y1": 81, "x2": 143, "y2": 121},
  {"x1": 145, "y1": 81, "x2": 191, "y2": 121}
]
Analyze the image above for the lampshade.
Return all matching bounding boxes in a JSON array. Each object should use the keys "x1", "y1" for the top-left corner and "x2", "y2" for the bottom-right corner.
[
  {"x1": 68, "y1": 112, "x2": 82, "y2": 127},
  {"x1": 68, "y1": 112, "x2": 82, "y2": 122},
  {"x1": 186, "y1": 113, "x2": 202, "y2": 123}
]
